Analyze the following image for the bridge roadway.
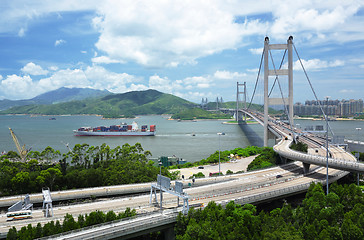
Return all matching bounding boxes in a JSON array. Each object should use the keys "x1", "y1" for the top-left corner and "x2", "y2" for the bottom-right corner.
[
  {"x1": 241, "y1": 109, "x2": 364, "y2": 173},
  {"x1": 0, "y1": 109, "x2": 358, "y2": 238},
  {"x1": 0, "y1": 159, "x2": 348, "y2": 237}
]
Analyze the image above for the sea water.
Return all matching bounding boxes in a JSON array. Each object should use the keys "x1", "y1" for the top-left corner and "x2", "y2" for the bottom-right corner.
[
  {"x1": 1, "y1": 115, "x2": 363, "y2": 162},
  {"x1": 0, "y1": 115, "x2": 258, "y2": 162}
]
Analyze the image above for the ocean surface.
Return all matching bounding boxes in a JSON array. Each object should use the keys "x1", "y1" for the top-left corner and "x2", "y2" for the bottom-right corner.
[{"x1": 1, "y1": 115, "x2": 363, "y2": 162}]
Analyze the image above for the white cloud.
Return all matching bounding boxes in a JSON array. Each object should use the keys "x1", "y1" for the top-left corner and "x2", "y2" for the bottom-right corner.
[
  {"x1": 49, "y1": 66, "x2": 59, "y2": 71},
  {"x1": 269, "y1": 1, "x2": 363, "y2": 41},
  {"x1": 339, "y1": 89, "x2": 355, "y2": 93},
  {"x1": 293, "y1": 59, "x2": 345, "y2": 71},
  {"x1": 21, "y1": 62, "x2": 49, "y2": 75},
  {"x1": 55, "y1": 39, "x2": 66, "y2": 46},
  {"x1": 0, "y1": 74, "x2": 34, "y2": 99},
  {"x1": 214, "y1": 70, "x2": 246, "y2": 79},
  {"x1": 92, "y1": 56, "x2": 123, "y2": 64},
  {"x1": 18, "y1": 27, "x2": 25, "y2": 37},
  {"x1": 247, "y1": 68, "x2": 259, "y2": 73},
  {"x1": 0, "y1": 65, "x2": 140, "y2": 99},
  {"x1": 359, "y1": 64, "x2": 364, "y2": 69},
  {"x1": 249, "y1": 48, "x2": 264, "y2": 55},
  {"x1": 84, "y1": 65, "x2": 139, "y2": 93},
  {"x1": 92, "y1": 0, "x2": 253, "y2": 67}
]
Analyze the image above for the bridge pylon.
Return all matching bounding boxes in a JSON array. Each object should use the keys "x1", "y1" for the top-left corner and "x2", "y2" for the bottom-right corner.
[
  {"x1": 263, "y1": 36, "x2": 294, "y2": 146},
  {"x1": 236, "y1": 82, "x2": 247, "y2": 123}
]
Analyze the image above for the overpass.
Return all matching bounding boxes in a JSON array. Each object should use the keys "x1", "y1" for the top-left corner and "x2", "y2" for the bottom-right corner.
[
  {"x1": 0, "y1": 36, "x2": 361, "y2": 239},
  {"x1": 240, "y1": 108, "x2": 364, "y2": 173}
]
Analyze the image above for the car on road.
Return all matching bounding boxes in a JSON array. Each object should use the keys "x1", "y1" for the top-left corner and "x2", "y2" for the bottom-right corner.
[
  {"x1": 198, "y1": 166, "x2": 204, "y2": 169},
  {"x1": 276, "y1": 174, "x2": 283, "y2": 179}
]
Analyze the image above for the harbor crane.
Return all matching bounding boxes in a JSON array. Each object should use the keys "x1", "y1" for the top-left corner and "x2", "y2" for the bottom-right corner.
[{"x1": 9, "y1": 127, "x2": 29, "y2": 162}]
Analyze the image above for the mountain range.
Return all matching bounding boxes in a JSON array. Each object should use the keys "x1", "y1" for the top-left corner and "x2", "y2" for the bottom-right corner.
[
  {"x1": 0, "y1": 88, "x2": 197, "y2": 118},
  {"x1": 0, "y1": 87, "x2": 272, "y2": 118},
  {"x1": 0, "y1": 87, "x2": 110, "y2": 111}
]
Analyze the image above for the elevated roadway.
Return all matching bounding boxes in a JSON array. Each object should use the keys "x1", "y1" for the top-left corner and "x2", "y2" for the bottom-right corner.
[
  {"x1": 241, "y1": 109, "x2": 364, "y2": 173},
  {"x1": 0, "y1": 160, "x2": 347, "y2": 237},
  {"x1": 0, "y1": 109, "x2": 358, "y2": 238}
]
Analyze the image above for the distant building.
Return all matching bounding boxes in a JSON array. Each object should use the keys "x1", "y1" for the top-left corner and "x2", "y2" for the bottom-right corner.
[{"x1": 294, "y1": 99, "x2": 363, "y2": 117}]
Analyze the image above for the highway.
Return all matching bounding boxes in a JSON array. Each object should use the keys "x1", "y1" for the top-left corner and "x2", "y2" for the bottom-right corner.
[
  {"x1": 0, "y1": 109, "x2": 358, "y2": 237},
  {"x1": 0, "y1": 159, "x2": 346, "y2": 235}
]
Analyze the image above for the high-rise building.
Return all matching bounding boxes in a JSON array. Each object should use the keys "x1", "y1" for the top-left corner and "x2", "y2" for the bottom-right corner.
[{"x1": 294, "y1": 99, "x2": 363, "y2": 116}]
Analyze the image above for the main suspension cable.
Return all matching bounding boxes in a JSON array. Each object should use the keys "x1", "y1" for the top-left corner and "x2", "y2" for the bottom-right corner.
[
  {"x1": 293, "y1": 43, "x2": 334, "y2": 136},
  {"x1": 247, "y1": 47, "x2": 264, "y2": 110}
]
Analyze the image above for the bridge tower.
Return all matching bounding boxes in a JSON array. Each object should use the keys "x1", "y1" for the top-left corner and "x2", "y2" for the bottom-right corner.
[
  {"x1": 236, "y1": 82, "x2": 247, "y2": 122},
  {"x1": 263, "y1": 36, "x2": 294, "y2": 146}
]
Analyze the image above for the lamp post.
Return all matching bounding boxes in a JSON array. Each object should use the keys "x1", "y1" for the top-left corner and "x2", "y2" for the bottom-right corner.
[
  {"x1": 158, "y1": 161, "x2": 162, "y2": 210},
  {"x1": 217, "y1": 132, "x2": 225, "y2": 176},
  {"x1": 356, "y1": 128, "x2": 361, "y2": 186},
  {"x1": 325, "y1": 96, "x2": 330, "y2": 195}
]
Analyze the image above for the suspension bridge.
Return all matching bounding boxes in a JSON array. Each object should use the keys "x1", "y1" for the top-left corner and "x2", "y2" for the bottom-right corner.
[{"x1": 1, "y1": 36, "x2": 362, "y2": 239}]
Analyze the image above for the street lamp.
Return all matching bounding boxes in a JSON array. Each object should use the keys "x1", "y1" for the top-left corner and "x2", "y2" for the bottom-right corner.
[
  {"x1": 325, "y1": 96, "x2": 330, "y2": 195},
  {"x1": 158, "y1": 161, "x2": 162, "y2": 210},
  {"x1": 217, "y1": 132, "x2": 225, "y2": 176},
  {"x1": 355, "y1": 128, "x2": 361, "y2": 186}
]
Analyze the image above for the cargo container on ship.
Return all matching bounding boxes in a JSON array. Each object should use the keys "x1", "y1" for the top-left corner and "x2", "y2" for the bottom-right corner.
[{"x1": 73, "y1": 121, "x2": 156, "y2": 136}]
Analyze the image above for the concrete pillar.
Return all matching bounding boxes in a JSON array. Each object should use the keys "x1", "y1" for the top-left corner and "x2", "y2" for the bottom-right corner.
[
  {"x1": 164, "y1": 226, "x2": 175, "y2": 240},
  {"x1": 244, "y1": 82, "x2": 247, "y2": 122},
  {"x1": 236, "y1": 82, "x2": 239, "y2": 122},
  {"x1": 287, "y1": 36, "x2": 294, "y2": 127},
  {"x1": 264, "y1": 37, "x2": 269, "y2": 147},
  {"x1": 303, "y1": 163, "x2": 310, "y2": 174}
]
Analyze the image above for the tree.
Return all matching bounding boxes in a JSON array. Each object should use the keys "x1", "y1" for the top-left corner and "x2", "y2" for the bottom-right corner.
[
  {"x1": 41, "y1": 146, "x2": 61, "y2": 162},
  {"x1": 6, "y1": 227, "x2": 17, "y2": 240},
  {"x1": 106, "y1": 211, "x2": 117, "y2": 222},
  {"x1": 63, "y1": 213, "x2": 79, "y2": 232},
  {"x1": 11, "y1": 171, "x2": 30, "y2": 193},
  {"x1": 39, "y1": 167, "x2": 62, "y2": 190},
  {"x1": 85, "y1": 211, "x2": 106, "y2": 226}
]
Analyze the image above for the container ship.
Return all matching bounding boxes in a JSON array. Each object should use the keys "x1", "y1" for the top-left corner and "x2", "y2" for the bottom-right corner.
[{"x1": 74, "y1": 121, "x2": 156, "y2": 136}]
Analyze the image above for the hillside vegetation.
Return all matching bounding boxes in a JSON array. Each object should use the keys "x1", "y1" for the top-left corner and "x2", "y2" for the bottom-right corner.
[
  {"x1": 175, "y1": 182, "x2": 364, "y2": 239},
  {"x1": 0, "y1": 87, "x2": 110, "y2": 111},
  {"x1": 1, "y1": 89, "x2": 197, "y2": 118}
]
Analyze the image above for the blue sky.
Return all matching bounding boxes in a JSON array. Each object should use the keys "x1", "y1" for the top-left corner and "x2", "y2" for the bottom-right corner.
[{"x1": 0, "y1": 0, "x2": 363, "y2": 104}]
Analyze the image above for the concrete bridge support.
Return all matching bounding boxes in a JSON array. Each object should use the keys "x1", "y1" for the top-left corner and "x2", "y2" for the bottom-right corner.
[
  {"x1": 263, "y1": 36, "x2": 294, "y2": 147},
  {"x1": 303, "y1": 163, "x2": 311, "y2": 174},
  {"x1": 236, "y1": 82, "x2": 247, "y2": 122},
  {"x1": 163, "y1": 226, "x2": 176, "y2": 240}
]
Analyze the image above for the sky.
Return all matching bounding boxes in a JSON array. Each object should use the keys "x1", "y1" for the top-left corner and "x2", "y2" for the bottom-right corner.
[{"x1": 0, "y1": 0, "x2": 363, "y2": 104}]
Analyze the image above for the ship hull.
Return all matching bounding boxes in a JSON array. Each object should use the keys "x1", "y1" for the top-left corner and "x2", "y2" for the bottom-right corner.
[{"x1": 74, "y1": 131, "x2": 155, "y2": 136}]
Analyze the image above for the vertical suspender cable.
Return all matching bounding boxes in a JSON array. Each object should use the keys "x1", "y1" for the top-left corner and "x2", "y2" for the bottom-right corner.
[
  {"x1": 247, "y1": 47, "x2": 264, "y2": 110},
  {"x1": 293, "y1": 43, "x2": 334, "y2": 136}
]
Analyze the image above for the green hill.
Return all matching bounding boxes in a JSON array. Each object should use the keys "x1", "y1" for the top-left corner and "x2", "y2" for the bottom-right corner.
[
  {"x1": 1, "y1": 89, "x2": 197, "y2": 118},
  {"x1": 0, "y1": 87, "x2": 110, "y2": 111}
]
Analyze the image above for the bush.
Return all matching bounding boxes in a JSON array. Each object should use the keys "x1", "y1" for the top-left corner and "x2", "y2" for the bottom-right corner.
[
  {"x1": 189, "y1": 172, "x2": 205, "y2": 179},
  {"x1": 7, "y1": 208, "x2": 136, "y2": 238}
]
